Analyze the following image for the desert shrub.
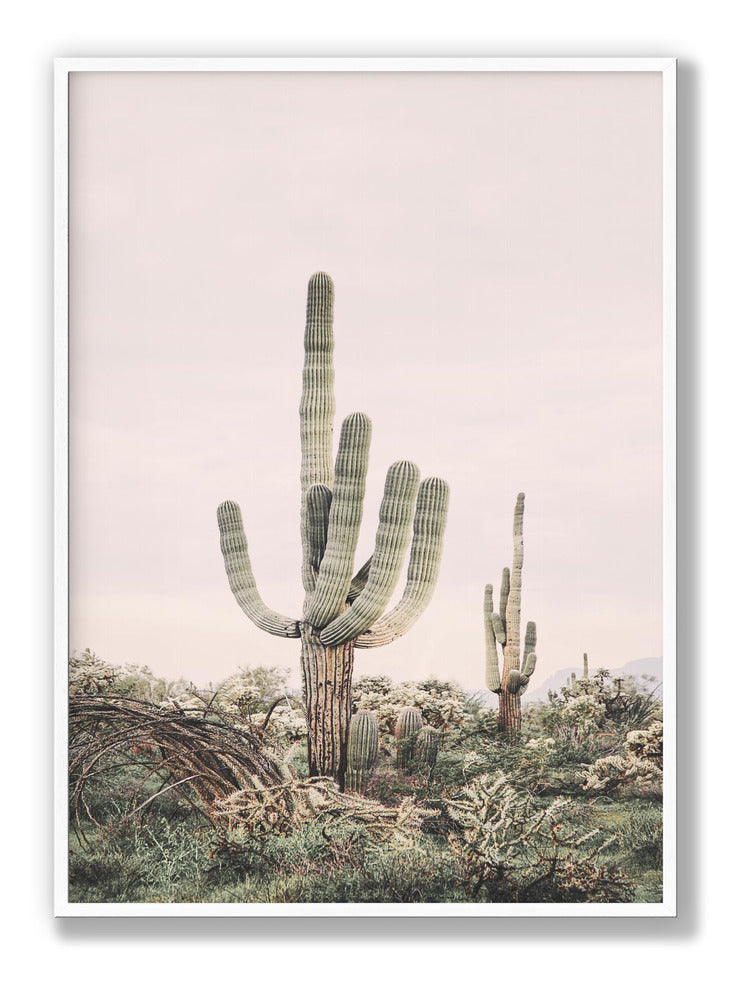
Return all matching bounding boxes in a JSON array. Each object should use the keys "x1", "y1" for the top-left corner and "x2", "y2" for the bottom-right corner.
[
  {"x1": 69, "y1": 815, "x2": 208, "y2": 903},
  {"x1": 69, "y1": 648, "x2": 189, "y2": 703},
  {"x1": 542, "y1": 671, "x2": 661, "y2": 734},
  {"x1": 212, "y1": 829, "x2": 465, "y2": 903},
  {"x1": 262, "y1": 841, "x2": 465, "y2": 903},
  {"x1": 614, "y1": 805, "x2": 663, "y2": 866},
  {"x1": 251, "y1": 700, "x2": 307, "y2": 742},
  {"x1": 210, "y1": 665, "x2": 291, "y2": 716}
]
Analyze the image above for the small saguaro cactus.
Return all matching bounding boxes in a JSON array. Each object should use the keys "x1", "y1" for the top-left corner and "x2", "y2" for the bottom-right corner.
[
  {"x1": 396, "y1": 706, "x2": 423, "y2": 771},
  {"x1": 345, "y1": 710, "x2": 379, "y2": 794},
  {"x1": 217, "y1": 273, "x2": 449, "y2": 788},
  {"x1": 484, "y1": 493, "x2": 538, "y2": 733},
  {"x1": 416, "y1": 725, "x2": 440, "y2": 769},
  {"x1": 583, "y1": 653, "x2": 589, "y2": 679}
]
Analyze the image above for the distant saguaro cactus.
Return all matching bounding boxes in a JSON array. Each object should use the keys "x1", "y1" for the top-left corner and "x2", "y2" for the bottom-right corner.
[
  {"x1": 583, "y1": 653, "x2": 589, "y2": 679},
  {"x1": 346, "y1": 710, "x2": 379, "y2": 794},
  {"x1": 396, "y1": 706, "x2": 423, "y2": 771},
  {"x1": 484, "y1": 493, "x2": 538, "y2": 733},
  {"x1": 217, "y1": 273, "x2": 449, "y2": 787}
]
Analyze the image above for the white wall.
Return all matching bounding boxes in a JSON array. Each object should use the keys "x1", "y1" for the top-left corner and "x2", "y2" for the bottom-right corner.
[{"x1": 3, "y1": 2, "x2": 731, "y2": 997}]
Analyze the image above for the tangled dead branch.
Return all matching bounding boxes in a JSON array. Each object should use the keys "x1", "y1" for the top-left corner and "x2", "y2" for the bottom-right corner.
[
  {"x1": 212, "y1": 779, "x2": 438, "y2": 846},
  {"x1": 69, "y1": 695, "x2": 293, "y2": 838}
]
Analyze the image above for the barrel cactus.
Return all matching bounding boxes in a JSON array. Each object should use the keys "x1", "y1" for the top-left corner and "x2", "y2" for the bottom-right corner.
[
  {"x1": 416, "y1": 725, "x2": 440, "y2": 769},
  {"x1": 345, "y1": 710, "x2": 379, "y2": 794},
  {"x1": 396, "y1": 706, "x2": 423, "y2": 771},
  {"x1": 217, "y1": 273, "x2": 449, "y2": 787},
  {"x1": 484, "y1": 493, "x2": 538, "y2": 732}
]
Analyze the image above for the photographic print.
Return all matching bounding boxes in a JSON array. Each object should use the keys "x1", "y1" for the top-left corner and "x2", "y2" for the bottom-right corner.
[{"x1": 55, "y1": 58, "x2": 675, "y2": 914}]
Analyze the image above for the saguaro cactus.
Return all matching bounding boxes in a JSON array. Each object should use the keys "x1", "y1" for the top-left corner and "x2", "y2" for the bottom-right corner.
[
  {"x1": 396, "y1": 706, "x2": 423, "y2": 771},
  {"x1": 583, "y1": 653, "x2": 589, "y2": 679},
  {"x1": 484, "y1": 493, "x2": 537, "y2": 733},
  {"x1": 346, "y1": 710, "x2": 379, "y2": 794},
  {"x1": 217, "y1": 273, "x2": 449, "y2": 787}
]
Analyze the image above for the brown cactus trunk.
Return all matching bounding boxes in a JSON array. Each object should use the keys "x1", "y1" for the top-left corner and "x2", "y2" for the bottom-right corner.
[
  {"x1": 498, "y1": 688, "x2": 522, "y2": 733},
  {"x1": 300, "y1": 624, "x2": 355, "y2": 789}
]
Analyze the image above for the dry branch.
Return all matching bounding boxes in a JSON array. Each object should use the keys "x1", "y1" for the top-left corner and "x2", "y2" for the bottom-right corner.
[{"x1": 69, "y1": 695, "x2": 290, "y2": 834}]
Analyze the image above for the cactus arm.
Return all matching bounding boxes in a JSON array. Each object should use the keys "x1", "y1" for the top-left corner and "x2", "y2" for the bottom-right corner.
[
  {"x1": 506, "y1": 493, "x2": 525, "y2": 660},
  {"x1": 306, "y1": 484, "x2": 332, "y2": 575},
  {"x1": 523, "y1": 651, "x2": 537, "y2": 678},
  {"x1": 299, "y1": 272, "x2": 336, "y2": 593},
  {"x1": 523, "y1": 620, "x2": 537, "y2": 667},
  {"x1": 319, "y1": 460, "x2": 420, "y2": 646},
  {"x1": 305, "y1": 413, "x2": 372, "y2": 627},
  {"x1": 347, "y1": 556, "x2": 373, "y2": 603},
  {"x1": 484, "y1": 584, "x2": 502, "y2": 693},
  {"x1": 217, "y1": 501, "x2": 300, "y2": 638},
  {"x1": 499, "y1": 567, "x2": 510, "y2": 631},
  {"x1": 492, "y1": 613, "x2": 507, "y2": 646},
  {"x1": 507, "y1": 670, "x2": 525, "y2": 694},
  {"x1": 354, "y1": 477, "x2": 449, "y2": 648}
]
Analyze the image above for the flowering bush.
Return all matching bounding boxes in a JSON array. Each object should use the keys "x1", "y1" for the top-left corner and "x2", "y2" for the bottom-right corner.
[
  {"x1": 352, "y1": 675, "x2": 470, "y2": 736},
  {"x1": 559, "y1": 695, "x2": 607, "y2": 743},
  {"x1": 252, "y1": 701, "x2": 308, "y2": 743}
]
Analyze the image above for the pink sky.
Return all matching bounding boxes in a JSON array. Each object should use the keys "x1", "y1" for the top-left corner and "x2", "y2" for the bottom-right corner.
[{"x1": 69, "y1": 70, "x2": 662, "y2": 689}]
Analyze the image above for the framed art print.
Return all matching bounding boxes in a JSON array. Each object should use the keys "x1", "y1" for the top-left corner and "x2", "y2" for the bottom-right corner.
[{"x1": 55, "y1": 57, "x2": 676, "y2": 915}]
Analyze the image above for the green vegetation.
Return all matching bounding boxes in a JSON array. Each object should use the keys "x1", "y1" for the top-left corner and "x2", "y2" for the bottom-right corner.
[{"x1": 69, "y1": 651, "x2": 663, "y2": 904}]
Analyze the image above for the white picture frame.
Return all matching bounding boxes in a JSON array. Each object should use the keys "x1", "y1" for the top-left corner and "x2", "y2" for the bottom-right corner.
[{"x1": 55, "y1": 56, "x2": 676, "y2": 917}]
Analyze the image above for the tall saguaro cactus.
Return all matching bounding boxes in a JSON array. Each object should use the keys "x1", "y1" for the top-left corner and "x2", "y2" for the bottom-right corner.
[
  {"x1": 217, "y1": 273, "x2": 449, "y2": 787},
  {"x1": 484, "y1": 493, "x2": 537, "y2": 733}
]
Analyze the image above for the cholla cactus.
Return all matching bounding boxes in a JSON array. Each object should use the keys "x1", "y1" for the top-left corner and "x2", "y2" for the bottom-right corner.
[
  {"x1": 416, "y1": 725, "x2": 441, "y2": 769},
  {"x1": 396, "y1": 706, "x2": 423, "y2": 771},
  {"x1": 582, "y1": 720, "x2": 663, "y2": 794},
  {"x1": 446, "y1": 773, "x2": 623, "y2": 901},
  {"x1": 217, "y1": 273, "x2": 449, "y2": 787},
  {"x1": 346, "y1": 710, "x2": 379, "y2": 794},
  {"x1": 484, "y1": 493, "x2": 538, "y2": 732}
]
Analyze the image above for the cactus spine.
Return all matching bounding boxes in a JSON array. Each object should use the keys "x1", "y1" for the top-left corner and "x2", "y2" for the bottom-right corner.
[
  {"x1": 345, "y1": 710, "x2": 379, "y2": 794},
  {"x1": 484, "y1": 493, "x2": 537, "y2": 732},
  {"x1": 396, "y1": 706, "x2": 423, "y2": 771},
  {"x1": 217, "y1": 273, "x2": 449, "y2": 787}
]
